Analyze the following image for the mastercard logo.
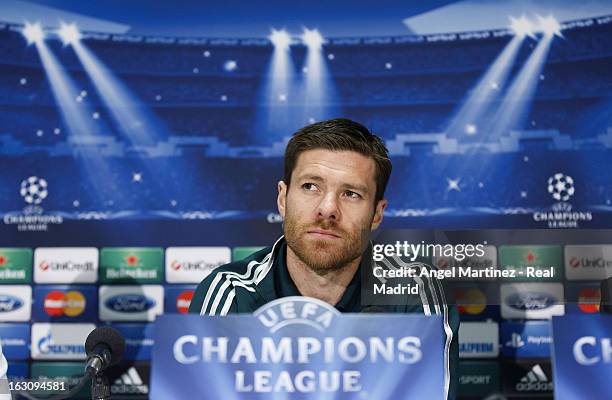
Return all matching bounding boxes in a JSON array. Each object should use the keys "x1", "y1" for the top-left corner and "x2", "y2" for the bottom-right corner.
[
  {"x1": 454, "y1": 288, "x2": 487, "y2": 315},
  {"x1": 176, "y1": 290, "x2": 194, "y2": 314},
  {"x1": 577, "y1": 288, "x2": 600, "y2": 313},
  {"x1": 44, "y1": 290, "x2": 86, "y2": 317}
]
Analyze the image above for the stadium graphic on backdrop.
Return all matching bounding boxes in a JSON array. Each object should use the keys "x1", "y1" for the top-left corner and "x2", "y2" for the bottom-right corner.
[{"x1": 0, "y1": 11, "x2": 611, "y2": 229}]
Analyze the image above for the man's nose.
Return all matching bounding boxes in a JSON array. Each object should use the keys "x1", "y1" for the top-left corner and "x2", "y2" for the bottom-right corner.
[{"x1": 317, "y1": 192, "x2": 340, "y2": 221}]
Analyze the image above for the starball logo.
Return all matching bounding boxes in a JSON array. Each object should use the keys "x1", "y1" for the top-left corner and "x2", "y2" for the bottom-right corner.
[
  {"x1": 3, "y1": 176, "x2": 63, "y2": 231},
  {"x1": 532, "y1": 173, "x2": 592, "y2": 228}
]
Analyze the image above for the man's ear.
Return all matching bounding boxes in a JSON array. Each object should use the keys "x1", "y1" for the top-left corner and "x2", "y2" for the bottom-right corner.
[
  {"x1": 277, "y1": 181, "x2": 288, "y2": 218},
  {"x1": 370, "y1": 198, "x2": 387, "y2": 231}
]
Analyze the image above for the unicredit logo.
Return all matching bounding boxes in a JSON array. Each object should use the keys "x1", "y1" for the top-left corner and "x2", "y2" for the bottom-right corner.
[
  {"x1": 170, "y1": 260, "x2": 218, "y2": 271},
  {"x1": 506, "y1": 292, "x2": 556, "y2": 311},
  {"x1": 0, "y1": 295, "x2": 23, "y2": 312},
  {"x1": 569, "y1": 257, "x2": 612, "y2": 269},
  {"x1": 38, "y1": 261, "x2": 94, "y2": 272},
  {"x1": 105, "y1": 295, "x2": 155, "y2": 313}
]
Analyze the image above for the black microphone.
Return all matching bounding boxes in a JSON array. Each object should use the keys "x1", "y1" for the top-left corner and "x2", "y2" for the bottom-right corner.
[
  {"x1": 601, "y1": 277, "x2": 612, "y2": 314},
  {"x1": 84, "y1": 326, "x2": 126, "y2": 376}
]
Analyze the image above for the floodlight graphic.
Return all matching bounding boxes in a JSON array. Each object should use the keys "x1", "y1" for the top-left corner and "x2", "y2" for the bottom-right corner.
[
  {"x1": 301, "y1": 28, "x2": 324, "y2": 49},
  {"x1": 269, "y1": 29, "x2": 291, "y2": 50},
  {"x1": 537, "y1": 15, "x2": 562, "y2": 37},
  {"x1": 57, "y1": 22, "x2": 82, "y2": 45},
  {"x1": 509, "y1": 16, "x2": 534, "y2": 38},
  {"x1": 22, "y1": 21, "x2": 45, "y2": 45}
]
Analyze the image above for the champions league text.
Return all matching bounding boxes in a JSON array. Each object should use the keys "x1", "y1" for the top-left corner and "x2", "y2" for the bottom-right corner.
[{"x1": 172, "y1": 335, "x2": 422, "y2": 393}]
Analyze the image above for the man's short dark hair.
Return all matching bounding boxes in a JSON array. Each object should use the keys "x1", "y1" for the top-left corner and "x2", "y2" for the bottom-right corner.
[{"x1": 284, "y1": 118, "x2": 392, "y2": 204}]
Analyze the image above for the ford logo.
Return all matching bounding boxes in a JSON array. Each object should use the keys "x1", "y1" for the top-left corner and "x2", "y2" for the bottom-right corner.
[
  {"x1": 105, "y1": 295, "x2": 155, "y2": 313},
  {"x1": 506, "y1": 292, "x2": 556, "y2": 311},
  {"x1": 0, "y1": 295, "x2": 23, "y2": 312}
]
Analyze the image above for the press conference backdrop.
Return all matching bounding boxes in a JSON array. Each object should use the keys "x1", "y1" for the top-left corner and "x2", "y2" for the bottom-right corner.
[{"x1": 1, "y1": 1, "x2": 612, "y2": 399}]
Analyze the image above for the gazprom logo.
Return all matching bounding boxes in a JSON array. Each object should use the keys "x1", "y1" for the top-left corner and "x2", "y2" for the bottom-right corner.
[
  {"x1": 0, "y1": 295, "x2": 23, "y2": 312},
  {"x1": 105, "y1": 295, "x2": 156, "y2": 313},
  {"x1": 506, "y1": 292, "x2": 556, "y2": 311},
  {"x1": 253, "y1": 297, "x2": 339, "y2": 333},
  {"x1": 37, "y1": 333, "x2": 85, "y2": 355}
]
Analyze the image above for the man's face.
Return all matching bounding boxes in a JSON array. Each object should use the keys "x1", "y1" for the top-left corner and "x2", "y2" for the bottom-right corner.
[{"x1": 277, "y1": 149, "x2": 387, "y2": 275}]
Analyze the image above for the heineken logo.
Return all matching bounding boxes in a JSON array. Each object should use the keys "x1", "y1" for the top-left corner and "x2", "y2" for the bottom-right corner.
[
  {"x1": 525, "y1": 251, "x2": 536, "y2": 263},
  {"x1": 0, "y1": 250, "x2": 30, "y2": 283},
  {"x1": 125, "y1": 255, "x2": 140, "y2": 267},
  {"x1": 101, "y1": 248, "x2": 163, "y2": 284}
]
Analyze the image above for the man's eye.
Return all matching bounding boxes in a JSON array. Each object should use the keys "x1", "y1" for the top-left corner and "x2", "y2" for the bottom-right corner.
[
  {"x1": 302, "y1": 183, "x2": 317, "y2": 191},
  {"x1": 345, "y1": 190, "x2": 362, "y2": 199}
]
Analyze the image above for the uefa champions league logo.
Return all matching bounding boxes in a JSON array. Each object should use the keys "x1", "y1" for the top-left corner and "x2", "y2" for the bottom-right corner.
[
  {"x1": 2, "y1": 175, "x2": 62, "y2": 231},
  {"x1": 254, "y1": 296, "x2": 339, "y2": 333},
  {"x1": 547, "y1": 173, "x2": 574, "y2": 202},
  {"x1": 533, "y1": 172, "x2": 592, "y2": 228},
  {"x1": 20, "y1": 176, "x2": 48, "y2": 205}
]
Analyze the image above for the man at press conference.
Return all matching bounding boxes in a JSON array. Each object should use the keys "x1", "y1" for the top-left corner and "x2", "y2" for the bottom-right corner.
[{"x1": 189, "y1": 118, "x2": 460, "y2": 399}]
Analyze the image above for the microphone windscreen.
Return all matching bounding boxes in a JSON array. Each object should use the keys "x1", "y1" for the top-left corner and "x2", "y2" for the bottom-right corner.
[{"x1": 85, "y1": 326, "x2": 126, "y2": 366}]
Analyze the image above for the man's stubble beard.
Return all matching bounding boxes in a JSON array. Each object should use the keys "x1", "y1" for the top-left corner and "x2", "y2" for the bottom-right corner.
[{"x1": 283, "y1": 209, "x2": 371, "y2": 276}]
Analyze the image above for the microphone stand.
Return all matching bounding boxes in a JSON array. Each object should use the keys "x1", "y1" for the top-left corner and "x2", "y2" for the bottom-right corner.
[{"x1": 90, "y1": 371, "x2": 111, "y2": 400}]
